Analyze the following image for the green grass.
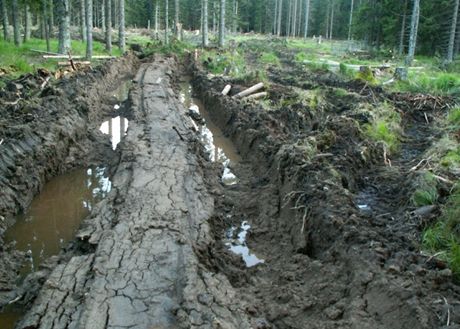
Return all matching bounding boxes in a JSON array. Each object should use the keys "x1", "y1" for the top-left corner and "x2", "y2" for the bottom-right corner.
[
  {"x1": 423, "y1": 186, "x2": 460, "y2": 278},
  {"x1": 394, "y1": 72, "x2": 460, "y2": 96},
  {"x1": 441, "y1": 148, "x2": 460, "y2": 168},
  {"x1": 411, "y1": 172, "x2": 439, "y2": 206},
  {"x1": 200, "y1": 49, "x2": 247, "y2": 78},
  {"x1": 448, "y1": 107, "x2": 460, "y2": 125},
  {"x1": 260, "y1": 52, "x2": 280, "y2": 66},
  {"x1": 356, "y1": 66, "x2": 377, "y2": 85},
  {"x1": 365, "y1": 120, "x2": 399, "y2": 151},
  {"x1": 0, "y1": 38, "x2": 122, "y2": 78}
]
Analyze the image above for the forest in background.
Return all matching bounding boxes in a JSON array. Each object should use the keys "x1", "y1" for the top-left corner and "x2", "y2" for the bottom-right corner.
[{"x1": 0, "y1": 0, "x2": 459, "y2": 62}]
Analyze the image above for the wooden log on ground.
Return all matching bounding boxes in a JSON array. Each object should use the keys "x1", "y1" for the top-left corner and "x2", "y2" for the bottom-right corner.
[
  {"x1": 43, "y1": 55, "x2": 115, "y2": 59},
  {"x1": 394, "y1": 67, "x2": 408, "y2": 81},
  {"x1": 221, "y1": 84, "x2": 231, "y2": 95},
  {"x1": 244, "y1": 91, "x2": 267, "y2": 100},
  {"x1": 57, "y1": 61, "x2": 91, "y2": 66},
  {"x1": 234, "y1": 82, "x2": 264, "y2": 98}
]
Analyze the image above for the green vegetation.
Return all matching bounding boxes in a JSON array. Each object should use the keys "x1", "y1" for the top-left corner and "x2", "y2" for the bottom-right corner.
[
  {"x1": 363, "y1": 102, "x2": 401, "y2": 153},
  {"x1": 200, "y1": 49, "x2": 246, "y2": 78},
  {"x1": 411, "y1": 172, "x2": 439, "y2": 206},
  {"x1": 0, "y1": 38, "x2": 121, "y2": 78},
  {"x1": 260, "y1": 52, "x2": 280, "y2": 66},
  {"x1": 423, "y1": 186, "x2": 460, "y2": 278},
  {"x1": 356, "y1": 66, "x2": 377, "y2": 85},
  {"x1": 448, "y1": 107, "x2": 460, "y2": 125},
  {"x1": 394, "y1": 72, "x2": 460, "y2": 96}
]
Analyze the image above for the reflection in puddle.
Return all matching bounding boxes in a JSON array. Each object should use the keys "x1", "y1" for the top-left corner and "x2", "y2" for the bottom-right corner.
[
  {"x1": 179, "y1": 79, "x2": 241, "y2": 185},
  {"x1": 100, "y1": 116, "x2": 129, "y2": 150},
  {"x1": 5, "y1": 167, "x2": 111, "y2": 274},
  {"x1": 225, "y1": 221, "x2": 265, "y2": 267},
  {"x1": 355, "y1": 186, "x2": 377, "y2": 215},
  {"x1": 0, "y1": 308, "x2": 22, "y2": 329}
]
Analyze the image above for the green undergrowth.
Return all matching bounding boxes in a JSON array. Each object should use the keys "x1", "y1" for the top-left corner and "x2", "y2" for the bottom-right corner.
[
  {"x1": 0, "y1": 38, "x2": 121, "y2": 78},
  {"x1": 411, "y1": 172, "x2": 439, "y2": 206},
  {"x1": 200, "y1": 49, "x2": 247, "y2": 78},
  {"x1": 143, "y1": 39, "x2": 194, "y2": 58},
  {"x1": 363, "y1": 102, "x2": 401, "y2": 153},
  {"x1": 423, "y1": 185, "x2": 460, "y2": 278},
  {"x1": 394, "y1": 72, "x2": 460, "y2": 96},
  {"x1": 260, "y1": 52, "x2": 280, "y2": 66}
]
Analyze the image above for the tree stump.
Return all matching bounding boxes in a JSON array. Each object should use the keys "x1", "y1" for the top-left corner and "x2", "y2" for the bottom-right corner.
[{"x1": 394, "y1": 67, "x2": 408, "y2": 81}]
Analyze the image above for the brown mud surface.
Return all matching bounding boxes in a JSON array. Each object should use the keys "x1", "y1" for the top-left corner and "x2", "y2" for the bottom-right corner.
[{"x1": 1, "y1": 51, "x2": 460, "y2": 329}]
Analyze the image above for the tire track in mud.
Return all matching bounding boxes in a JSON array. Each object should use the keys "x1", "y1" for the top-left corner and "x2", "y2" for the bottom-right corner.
[
  {"x1": 191, "y1": 61, "x2": 460, "y2": 329},
  {"x1": 17, "y1": 56, "x2": 252, "y2": 329}
]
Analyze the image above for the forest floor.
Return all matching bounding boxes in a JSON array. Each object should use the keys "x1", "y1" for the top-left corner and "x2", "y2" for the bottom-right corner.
[{"x1": 0, "y1": 35, "x2": 460, "y2": 328}]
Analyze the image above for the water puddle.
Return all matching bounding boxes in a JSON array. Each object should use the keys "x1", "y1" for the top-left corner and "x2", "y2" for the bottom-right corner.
[
  {"x1": 99, "y1": 116, "x2": 129, "y2": 150},
  {"x1": 179, "y1": 79, "x2": 241, "y2": 185},
  {"x1": 5, "y1": 167, "x2": 111, "y2": 275},
  {"x1": 225, "y1": 221, "x2": 265, "y2": 267},
  {"x1": 111, "y1": 79, "x2": 132, "y2": 110},
  {"x1": 355, "y1": 186, "x2": 377, "y2": 216}
]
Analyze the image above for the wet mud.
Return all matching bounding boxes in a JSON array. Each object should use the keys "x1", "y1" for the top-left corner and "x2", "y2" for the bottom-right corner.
[{"x1": 1, "y1": 50, "x2": 460, "y2": 329}]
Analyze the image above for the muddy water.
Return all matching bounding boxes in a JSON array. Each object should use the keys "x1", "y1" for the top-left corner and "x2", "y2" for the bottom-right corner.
[
  {"x1": 100, "y1": 116, "x2": 129, "y2": 149},
  {"x1": 178, "y1": 79, "x2": 241, "y2": 185},
  {"x1": 1, "y1": 168, "x2": 111, "y2": 329},
  {"x1": 225, "y1": 221, "x2": 265, "y2": 267}
]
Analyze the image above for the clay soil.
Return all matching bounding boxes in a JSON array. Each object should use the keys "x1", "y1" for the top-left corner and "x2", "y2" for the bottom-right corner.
[{"x1": 0, "y1": 49, "x2": 460, "y2": 329}]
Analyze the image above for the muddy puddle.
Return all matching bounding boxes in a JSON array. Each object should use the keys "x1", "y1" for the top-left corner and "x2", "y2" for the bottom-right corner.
[
  {"x1": 178, "y1": 79, "x2": 241, "y2": 185},
  {"x1": 1, "y1": 168, "x2": 111, "y2": 329},
  {"x1": 225, "y1": 220, "x2": 265, "y2": 267}
]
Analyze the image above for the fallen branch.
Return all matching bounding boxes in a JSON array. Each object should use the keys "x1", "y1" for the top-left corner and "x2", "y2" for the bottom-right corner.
[
  {"x1": 432, "y1": 174, "x2": 453, "y2": 185},
  {"x1": 244, "y1": 91, "x2": 267, "y2": 100},
  {"x1": 383, "y1": 146, "x2": 392, "y2": 167},
  {"x1": 30, "y1": 49, "x2": 61, "y2": 55},
  {"x1": 67, "y1": 50, "x2": 77, "y2": 71},
  {"x1": 172, "y1": 126, "x2": 185, "y2": 141},
  {"x1": 40, "y1": 76, "x2": 51, "y2": 90},
  {"x1": 4, "y1": 98, "x2": 21, "y2": 105},
  {"x1": 0, "y1": 139, "x2": 3, "y2": 145},
  {"x1": 221, "y1": 84, "x2": 232, "y2": 96},
  {"x1": 409, "y1": 157, "x2": 431, "y2": 172},
  {"x1": 234, "y1": 82, "x2": 264, "y2": 98}
]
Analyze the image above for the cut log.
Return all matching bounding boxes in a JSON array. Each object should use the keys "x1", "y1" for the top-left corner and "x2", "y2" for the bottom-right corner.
[
  {"x1": 234, "y1": 82, "x2": 264, "y2": 98},
  {"x1": 221, "y1": 84, "x2": 231, "y2": 95},
  {"x1": 57, "y1": 61, "x2": 91, "y2": 66},
  {"x1": 43, "y1": 55, "x2": 115, "y2": 59},
  {"x1": 244, "y1": 91, "x2": 267, "y2": 100}
]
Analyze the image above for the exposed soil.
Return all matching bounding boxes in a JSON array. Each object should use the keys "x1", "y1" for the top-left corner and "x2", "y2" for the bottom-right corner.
[{"x1": 1, "y1": 50, "x2": 460, "y2": 329}]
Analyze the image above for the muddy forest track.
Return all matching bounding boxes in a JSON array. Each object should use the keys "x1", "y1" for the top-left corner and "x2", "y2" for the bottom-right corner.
[
  {"x1": 3, "y1": 52, "x2": 460, "y2": 329},
  {"x1": 17, "y1": 55, "x2": 252, "y2": 329}
]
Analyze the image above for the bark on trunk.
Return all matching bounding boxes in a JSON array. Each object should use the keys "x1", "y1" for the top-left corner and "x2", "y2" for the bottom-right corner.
[
  {"x1": 303, "y1": 0, "x2": 309, "y2": 38},
  {"x1": 43, "y1": 0, "x2": 51, "y2": 51},
  {"x1": 24, "y1": 4, "x2": 31, "y2": 41},
  {"x1": 405, "y1": 0, "x2": 420, "y2": 66},
  {"x1": 105, "y1": 0, "x2": 111, "y2": 53},
  {"x1": 174, "y1": 0, "x2": 179, "y2": 39},
  {"x1": 202, "y1": 0, "x2": 208, "y2": 47},
  {"x1": 101, "y1": 0, "x2": 105, "y2": 33},
  {"x1": 80, "y1": 0, "x2": 86, "y2": 41},
  {"x1": 164, "y1": 0, "x2": 169, "y2": 44},
  {"x1": 12, "y1": 0, "x2": 20, "y2": 46},
  {"x1": 85, "y1": 0, "x2": 93, "y2": 59},
  {"x1": 347, "y1": 0, "x2": 353, "y2": 40},
  {"x1": 118, "y1": 0, "x2": 125, "y2": 51},
  {"x1": 446, "y1": 0, "x2": 459, "y2": 63},
  {"x1": 218, "y1": 0, "x2": 225, "y2": 47},
  {"x1": 277, "y1": 0, "x2": 282, "y2": 36},
  {"x1": 329, "y1": 0, "x2": 334, "y2": 39},
  {"x1": 154, "y1": 0, "x2": 158, "y2": 39},
  {"x1": 1, "y1": 0, "x2": 8, "y2": 41},
  {"x1": 58, "y1": 0, "x2": 71, "y2": 54}
]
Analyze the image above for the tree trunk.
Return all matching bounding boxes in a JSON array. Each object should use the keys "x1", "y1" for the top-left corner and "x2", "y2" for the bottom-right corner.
[
  {"x1": 174, "y1": 0, "x2": 179, "y2": 39},
  {"x1": 164, "y1": 0, "x2": 169, "y2": 44},
  {"x1": 297, "y1": 0, "x2": 302, "y2": 36},
  {"x1": 101, "y1": 0, "x2": 105, "y2": 33},
  {"x1": 347, "y1": 0, "x2": 353, "y2": 40},
  {"x1": 325, "y1": 1, "x2": 329, "y2": 39},
  {"x1": 447, "y1": 0, "x2": 459, "y2": 63},
  {"x1": 118, "y1": 0, "x2": 125, "y2": 50},
  {"x1": 232, "y1": 0, "x2": 237, "y2": 33},
  {"x1": 12, "y1": 0, "x2": 20, "y2": 46},
  {"x1": 277, "y1": 0, "x2": 282, "y2": 36},
  {"x1": 154, "y1": 0, "x2": 158, "y2": 38},
  {"x1": 398, "y1": 0, "x2": 407, "y2": 56},
  {"x1": 202, "y1": 0, "x2": 208, "y2": 47},
  {"x1": 291, "y1": 0, "x2": 297, "y2": 37},
  {"x1": 105, "y1": 0, "x2": 111, "y2": 53},
  {"x1": 329, "y1": 0, "x2": 334, "y2": 39},
  {"x1": 1, "y1": 0, "x2": 8, "y2": 41},
  {"x1": 58, "y1": 0, "x2": 71, "y2": 53},
  {"x1": 273, "y1": 0, "x2": 278, "y2": 34},
  {"x1": 49, "y1": 0, "x2": 54, "y2": 27},
  {"x1": 405, "y1": 0, "x2": 420, "y2": 66},
  {"x1": 303, "y1": 0, "x2": 309, "y2": 38},
  {"x1": 24, "y1": 4, "x2": 31, "y2": 42},
  {"x1": 212, "y1": 0, "x2": 216, "y2": 33},
  {"x1": 286, "y1": 0, "x2": 291, "y2": 36},
  {"x1": 43, "y1": 0, "x2": 50, "y2": 51},
  {"x1": 218, "y1": 0, "x2": 225, "y2": 47},
  {"x1": 85, "y1": 0, "x2": 92, "y2": 59},
  {"x1": 80, "y1": 0, "x2": 86, "y2": 41}
]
